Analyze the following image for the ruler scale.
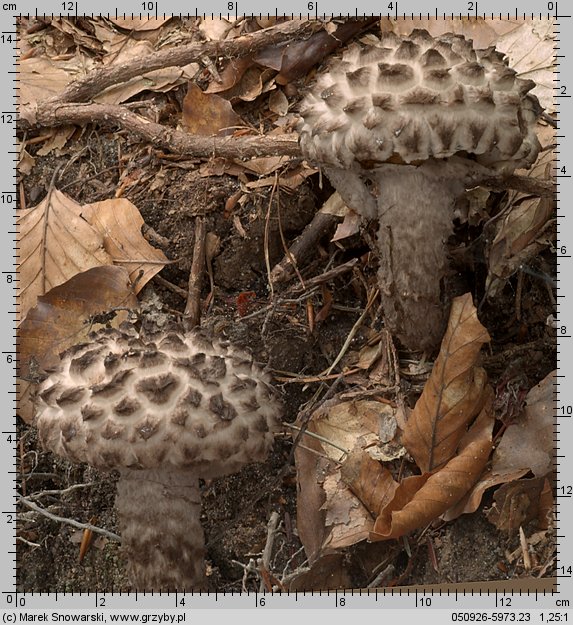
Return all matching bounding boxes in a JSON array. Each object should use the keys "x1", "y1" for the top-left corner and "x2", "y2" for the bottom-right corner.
[{"x1": 4, "y1": 2, "x2": 570, "y2": 620}]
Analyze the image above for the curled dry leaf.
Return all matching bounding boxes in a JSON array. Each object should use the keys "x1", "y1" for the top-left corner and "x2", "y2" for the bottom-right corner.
[
  {"x1": 370, "y1": 391, "x2": 494, "y2": 540},
  {"x1": 294, "y1": 398, "x2": 402, "y2": 559},
  {"x1": 18, "y1": 266, "x2": 137, "y2": 424},
  {"x1": 441, "y1": 467, "x2": 529, "y2": 522},
  {"x1": 182, "y1": 83, "x2": 244, "y2": 136},
  {"x1": 17, "y1": 188, "x2": 112, "y2": 324},
  {"x1": 492, "y1": 370, "x2": 555, "y2": 478},
  {"x1": 486, "y1": 477, "x2": 553, "y2": 532},
  {"x1": 81, "y1": 198, "x2": 169, "y2": 294},
  {"x1": 402, "y1": 293, "x2": 491, "y2": 473}
]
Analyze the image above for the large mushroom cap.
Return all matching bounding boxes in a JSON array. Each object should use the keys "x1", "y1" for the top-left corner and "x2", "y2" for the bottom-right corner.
[
  {"x1": 298, "y1": 29, "x2": 541, "y2": 172},
  {"x1": 35, "y1": 324, "x2": 280, "y2": 479}
]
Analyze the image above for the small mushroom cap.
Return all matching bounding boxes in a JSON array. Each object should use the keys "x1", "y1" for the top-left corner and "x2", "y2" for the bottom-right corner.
[
  {"x1": 34, "y1": 324, "x2": 281, "y2": 479},
  {"x1": 298, "y1": 29, "x2": 541, "y2": 172}
]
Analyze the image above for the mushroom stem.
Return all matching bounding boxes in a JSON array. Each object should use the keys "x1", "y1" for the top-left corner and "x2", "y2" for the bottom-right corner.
[
  {"x1": 369, "y1": 162, "x2": 464, "y2": 350},
  {"x1": 115, "y1": 468, "x2": 205, "y2": 590}
]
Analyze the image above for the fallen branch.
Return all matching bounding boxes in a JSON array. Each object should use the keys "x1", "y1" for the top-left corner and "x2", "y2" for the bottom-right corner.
[
  {"x1": 21, "y1": 101, "x2": 300, "y2": 159},
  {"x1": 40, "y1": 19, "x2": 322, "y2": 106}
]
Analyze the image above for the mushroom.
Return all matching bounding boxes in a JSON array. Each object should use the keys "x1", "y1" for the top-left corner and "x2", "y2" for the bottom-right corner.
[
  {"x1": 34, "y1": 322, "x2": 280, "y2": 590},
  {"x1": 298, "y1": 29, "x2": 541, "y2": 350}
]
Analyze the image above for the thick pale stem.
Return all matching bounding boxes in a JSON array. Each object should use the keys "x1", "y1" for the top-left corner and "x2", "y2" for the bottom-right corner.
[
  {"x1": 369, "y1": 164, "x2": 463, "y2": 350},
  {"x1": 116, "y1": 468, "x2": 205, "y2": 591}
]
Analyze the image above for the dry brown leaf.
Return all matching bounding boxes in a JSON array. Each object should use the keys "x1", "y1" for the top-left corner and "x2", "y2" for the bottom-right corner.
[
  {"x1": 287, "y1": 554, "x2": 353, "y2": 591},
  {"x1": 269, "y1": 89, "x2": 289, "y2": 116},
  {"x1": 95, "y1": 66, "x2": 186, "y2": 105},
  {"x1": 36, "y1": 126, "x2": 75, "y2": 156},
  {"x1": 441, "y1": 467, "x2": 529, "y2": 522},
  {"x1": 17, "y1": 188, "x2": 112, "y2": 324},
  {"x1": 18, "y1": 266, "x2": 137, "y2": 424},
  {"x1": 486, "y1": 477, "x2": 551, "y2": 531},
  {"x1": 321, "y1": 470, "x2": 373, "y2": 550},
  {"x1": 198, "y1": 17, "x2": 234, "y2": 41},
  {"x1": 215, "y1": 66, "x2": 273, "y2": 103},
  {"x1": 492, "y1": 370, "x2": 555, "y2": 478},
  {"x1": 294, "y1": 397, "x2": 401, "y2": 558},
  {"x1": 294, "y1": 435, "x2": 330, "y2": 562},
  {"x1": 495, "y1": 19, "x2": 555, "y2": 112},
  {"x1": 238, "y1": 155, "x2": 290, "y2": 176},
  {"x1": 402, "y1": 293, "x2": 491, "y2": 473},
  {"x1": 341, "y1": 450, "x2": 399, "y2": 519},
  {"x1": 312, "y1": 399, "x2": 398, "y2": 463},
  {"x1": 182, "y1": 83, "x2": 244, "y2": 136},
  {"x1": 486, "y1": 131, "x2": 555, "y2": 297},
  {"x1": 109, "y1": 17, "x2": 172, "y2": 31},
  {"x1": 331, "y1": 212, "x2": 361, "y2": 242},
  {"x1": 204, "y1": 57, "x2": 252, "y2": 95},
  {"x1": 81, "y1": 198, "x2": 169, "y2": 294},
  {"x1": 20, "y1": 55, "x2": 87, "y2": 107},
  {"x1": 371, "y1": 393, "x2": 494, "y2": 540}
]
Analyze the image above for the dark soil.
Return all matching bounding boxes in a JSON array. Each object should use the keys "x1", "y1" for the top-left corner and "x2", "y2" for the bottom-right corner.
[{"x1": 17, "y1": 20, "x2": 556, "y2": 594}]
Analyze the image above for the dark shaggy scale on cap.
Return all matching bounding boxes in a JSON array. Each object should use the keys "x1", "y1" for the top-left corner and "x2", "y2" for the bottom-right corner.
[
  {"x1": 203, "y1": 356, "x2": 226, "y2": 380},
  {"x1": 55, "y1": 386, "x2": 85, "y2": 406},
  {"x1": 113, "y1": 396, "x2": 141, "y2": 417},
  {"x1": 394, "y1": 40, "x2": 420, "y2": 60},
  {"x1": 136, "y1": 416, "x2": 160, "y2": 441},
  {"x1": 101, "y1": 420, "x2": 125, "y2": 440},
  {"x1": 346, "y1": 66, "x2": 372, "y2": 88},
  {"x1": 140, "y1": 350, "x2": 168, "y2": 368},
  {"x1": 81, "y1": 404, "x2": 105, "y2": 421},
  {"x1": 230, "y1": 375, "x2": 257, "y2": 393},
  {"x1": 343, "y1": 97, "x2": 369, "y2": 114},
  {"x1": 377, "y1": 62, "x2": 414, "y2": 85},
  {"x1": 158, "y1": 333, "x2": 187, "y2": 352},
  {"x1": 104, "y1": 352, "x2": 121, "y2": 372},
  {"x1": 241, "y1": 395, "x2": 261, "y2": 412},
  {"x1": 69, "y1": 347, "x2": 105, "y2": 375},
  {"x1": 209, "y1": 393, "x2": 237, "y2": 421},
  {"x1": 420, "y1": 48, "x2": 447, "y2": 67},
  {"x1": 136, "y1": 373, "x2": 179, "y2": 404},
  {"x1": 179, "y1": 388, "x2": 203, "y2": 409},
  {"x1": 91, "y1": 369, "x2": 133, "y2": 397},
  {"x1": 60, "y1": 419, "x2": 78, "y2": 442},
  {"x1": 400, "y1": 87, "x2": 440, "y2": 106}
]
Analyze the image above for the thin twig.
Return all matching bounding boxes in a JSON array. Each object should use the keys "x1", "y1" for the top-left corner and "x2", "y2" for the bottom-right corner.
[
  {"x1": 28, "y1": 482, "x2": 98, "y2": 500},
  {"x1": 184, "y1": 216, "x2": 207, "y2": 326},
  {"x1": 19, "y1": 496, "x2": 121, "y2": 543},
  {"x1": 323, "y1": 288, "x2": 379, "y2": 376},
  {"x1": 258, "y1": 511, "x2": 281, "y2": 592}
]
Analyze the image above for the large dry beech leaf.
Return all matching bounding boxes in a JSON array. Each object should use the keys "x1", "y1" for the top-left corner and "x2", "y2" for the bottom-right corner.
[
  {"x1": 182, "y1": 83, "x2": 244, "y2": 136},
  {"x1": 369, "y1": 392, "x2": 495, "y2": 540},
  {"x1": 81, "y1": 198, "x2": 169, "y2": 293},
  {"x1": 18, "y1": 188, "x2": 112, "y2": 324},
  {"x1": 18, "y1": 266, "x2": 137, "y2": 424},
  {"x1": 402, "y1": 293, "x2": 491, "y2": 473},
  {"x1": 492, "y1": 370, "x2": 555, "y2": 478}
]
